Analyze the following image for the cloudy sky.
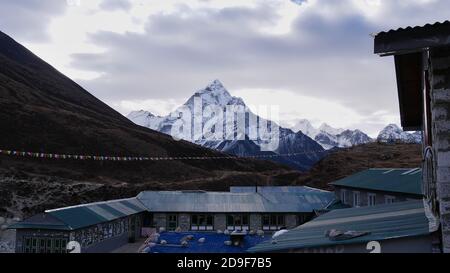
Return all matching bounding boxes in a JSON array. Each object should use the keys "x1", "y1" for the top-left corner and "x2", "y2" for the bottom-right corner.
[{"x1": 1, "y1": 0, "x2": 449, "y2": 136}]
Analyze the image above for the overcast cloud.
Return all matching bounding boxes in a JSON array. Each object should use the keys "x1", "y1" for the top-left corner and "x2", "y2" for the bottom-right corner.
[
  {"x1": 0, "y1": 0, "x2": 66, "y2": 42},
  {"x1": 1, "y1": 0, "x2": 449, "y2": 136},
  {"x1": 99, "y1": 0, "x2": 132, "y2": 11}
]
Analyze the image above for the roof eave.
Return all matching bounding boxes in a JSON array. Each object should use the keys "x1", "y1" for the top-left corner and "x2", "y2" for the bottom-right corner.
[{"x1": 374, "y1": 22, "x2": 450, "y2": 55}]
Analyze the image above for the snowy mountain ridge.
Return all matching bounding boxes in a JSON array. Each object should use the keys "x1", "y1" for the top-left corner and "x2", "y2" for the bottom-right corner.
[
  {"x1": 377, "y1": 124, "x2": 422, "y2": 144},
  {"x1": 292, "y1": 119, "x2": 372, "y2": 149},
  {"x1": 127, "y1": 80, "x2": 325, "y2": 170}
]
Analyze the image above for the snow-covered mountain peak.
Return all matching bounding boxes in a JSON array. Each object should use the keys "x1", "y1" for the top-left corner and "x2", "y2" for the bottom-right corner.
[
  {"x1": 377, "y1": 124, "x2": 421, "y2": 144},
  {"x1": 189, "y1": 80, "x2": 244, "y2": 107},
  {"x1": 127, "y1": 110, "x2": 158, "y2": 119},
  {"x1": 318, "y1": 123, "x2": 345, "y2": 136},
  {"x1": 126, "y1": 110, "x2": 163, "y2": 130},
  {"x1": 293, "y1": 119, "x2": 319, "y2": 138},
  {"x1": 291, "y1": 119, "x2": 373, "y2": 149},
  {"x1": 384, "y1": 123, "x2": 402, "y2": 131}
]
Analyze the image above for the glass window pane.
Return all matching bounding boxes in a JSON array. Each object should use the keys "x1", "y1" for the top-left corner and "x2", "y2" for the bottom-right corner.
[
  {"x1": 227, "y1": 215, "x2": 233, "y2": 226},
  {"x1": 243, "y1": 215, "x2": 249, "y2": 225},
  {"x1": 270, "y1": 215, "x2": 276, "y2": 225},
  {"x1": 235, "y1": 215, "x2": 241, "y2": 225}
]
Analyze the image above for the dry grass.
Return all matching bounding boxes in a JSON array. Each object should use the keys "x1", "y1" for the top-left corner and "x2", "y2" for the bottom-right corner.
[{"x1": 293, "y1": 142, "x2": 422, "y2": 190}]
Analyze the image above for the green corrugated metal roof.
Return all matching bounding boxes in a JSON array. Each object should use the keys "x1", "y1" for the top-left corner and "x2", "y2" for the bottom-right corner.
[
  {"x1": 230, "y1": 186, "x2": 330, "y2": 194},
  {"x1": 330, "y1": 168, "x2": 423, "y2": 195},
  {"x1": 137, "y1": 190, "x2": 335, "y2": 213},
  {"x1": 248, "y1": 200, "x2": 433, "y2": 253},
  {"x1": 7, "y1": 213, "x2": 71, "y2": 231},
  {"x1": 43, "y1": 198, "x2": 147, "y2": 230}
]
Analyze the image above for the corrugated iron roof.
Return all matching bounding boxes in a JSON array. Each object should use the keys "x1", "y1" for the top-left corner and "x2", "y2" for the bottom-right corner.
[
  {"x1": 8, "y1": 213, "x2": 71, "y2": 231},
  {"x1": 330, "y1": 168, "x2": 423, "y2": 196},
  {"x1": 248, "y1": 200, "x2": 434, "y2": 253},
  {"x1": 229, "y1": 186, "x2": 330, "y2": 194},
  {"x1": 137, "y1": 190, "x2": 334, "y2": 213},
  {"x1": 374, "y1": 21, "x2": 450, "y2": 55},
  {"x1": 43, "y1": 198, "x2": 147, "y2": 230},
  {"x1": 376, "y1": 21, "x2": 450, "y2": 36}
]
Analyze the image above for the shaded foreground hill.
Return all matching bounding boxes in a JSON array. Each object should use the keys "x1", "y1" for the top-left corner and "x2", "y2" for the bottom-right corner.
[
  {"x1": 0, "y1": 30, "x2": 300, "y2": 217},
  {"x1": 293, "y1": 142, "x2": 422, "y2": 190}
]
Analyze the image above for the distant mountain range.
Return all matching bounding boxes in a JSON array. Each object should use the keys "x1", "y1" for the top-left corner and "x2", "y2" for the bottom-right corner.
[
  {"x1": 128, "y1": 80, "x2": 422, "y2": 170},
  {"x1": 293, "y1": 120, "x2": 422, "y2": 149},
  {"x1": 292, "y1": 119, "x2": 372, "y2": 149}
]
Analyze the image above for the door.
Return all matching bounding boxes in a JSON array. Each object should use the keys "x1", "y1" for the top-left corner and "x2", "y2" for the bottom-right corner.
[{"x1": 129, "y1": 216, "x2": 136, "y2": 242}]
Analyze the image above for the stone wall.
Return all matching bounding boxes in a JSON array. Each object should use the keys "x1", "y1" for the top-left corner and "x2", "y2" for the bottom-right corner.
[
  {"x1": 153, "y1": 213, "x2": 167, "y2": 231},
  {"x1": 178, "y1": 214, "x2": 190, "y2": 231},
  {"x1": 430, "y1": 46, "x2": 450, "y2": 252},
  {"x1": 214, "y1": 214, "x2": 226, "y2": 231},
  {"x1": 250, "y1": 214, "x2": 262, "y2": 231}
]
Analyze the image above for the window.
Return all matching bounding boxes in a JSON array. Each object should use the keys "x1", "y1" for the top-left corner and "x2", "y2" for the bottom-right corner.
[
  {"x1": 353, "y1": 191, "x2": 360, "y2": 207},
  {"x1": 296, "y1": 214, "x2": 308, "y2": 226},
  {"x1": 191, "y1": 214, "x2": 214, "y2": 231},
  {"x1": 340, "y1": 189, "x2": 347, "y2": 204},
  {"x1": 226, "y1": 214, "x2": 249, "y2": 231},
  {"x1": 262, "y1": 214, "x2": 286, "y2": 231},
  {"x1": 23, "y1": 237, "x2": 32, "y2": 253},
  {"x1": 368, "y1": 193, "x2": 376, "y2": 206},
  {"x1": 46, "y1": 239, "x2": 52, "y2": 253},
  {"x1": 23, "y1": 237, "x2": 68, "y2": 253},
  {"x1": 385, "y1": 195, "x2": 396, "y2": 204},
  {"x1": 167, "y1": 214, "x2": 178, "y2": 231},
  {"x1": 54, "y1": 238, "x2": 60, "y2": 252}
]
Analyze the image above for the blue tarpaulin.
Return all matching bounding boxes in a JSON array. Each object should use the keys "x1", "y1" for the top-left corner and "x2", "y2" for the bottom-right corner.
[{"x1": 146, "y1": 232, "x2": 270, "y2": 253}]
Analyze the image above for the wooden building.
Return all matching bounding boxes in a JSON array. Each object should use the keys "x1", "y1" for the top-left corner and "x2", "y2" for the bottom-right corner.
[
  {"x1": 9, "y1": 186, "x2": 334, "y2": 253},
  {"x1": 9, "y1": 198, "x2": 147, "y2": 253},
  {"x1": 249, "y1": 200, "x2": 439, "y2": 253},
  {"x1": 331, "y1": 168, "x2": 423, "y2": 207},
  {"x1": 374, "y1": 21, "x2": 450, "y2": 252},
  {"x1": 136, "y1": 187, "x2": 334, "y2": 233}
]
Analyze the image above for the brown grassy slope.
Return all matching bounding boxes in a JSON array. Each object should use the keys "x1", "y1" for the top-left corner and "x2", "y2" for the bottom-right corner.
[
  {"x1": 0, "y1": 30, "x2": 302, "y2": 218},
  {"x1": 0, "y1": 29, "x2": 296, "y2": 184},
  {"x1": 292, "y1": 142, "x2": 422, "y2": 190}
]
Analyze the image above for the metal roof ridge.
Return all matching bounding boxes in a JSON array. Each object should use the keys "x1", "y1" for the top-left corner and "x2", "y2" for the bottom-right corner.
[
  {"x1": 300, "y1": 208, "x2": 424, "y2": 229},
  {"x1": 45, "y1": 197, "x2": 139, "y2": 213}
]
